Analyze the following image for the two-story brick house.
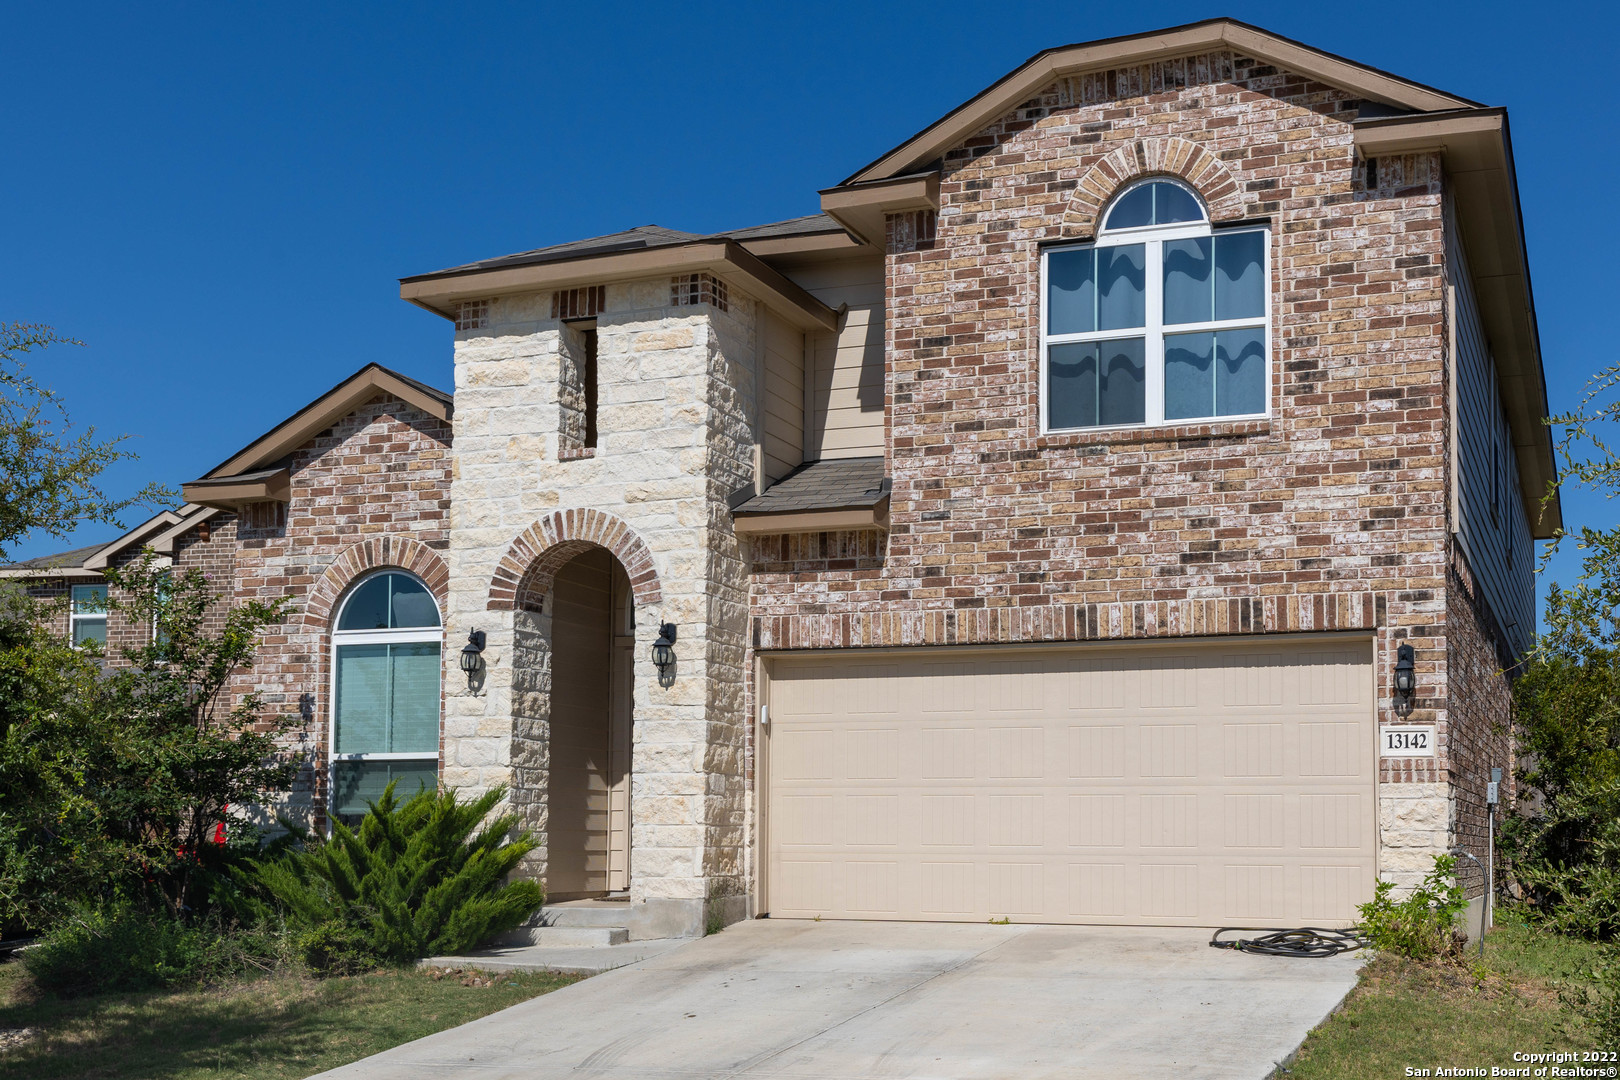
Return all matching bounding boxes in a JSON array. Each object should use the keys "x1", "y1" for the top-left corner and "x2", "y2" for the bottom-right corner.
[{"x1": 9, "y1": 19, "x2": 1554, "y2": 941}]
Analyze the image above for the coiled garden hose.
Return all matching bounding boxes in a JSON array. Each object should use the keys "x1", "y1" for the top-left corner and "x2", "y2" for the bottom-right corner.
[{"x1": 1209, "y1": 927, "x2": 1368, "y2": 957}]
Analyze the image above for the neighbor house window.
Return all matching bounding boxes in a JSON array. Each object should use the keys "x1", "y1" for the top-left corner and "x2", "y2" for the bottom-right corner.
[
  {"x1": 1041, "y1": 178, "x2": 1270, "y2": 431},
  {"x1": 70, "y1": 584, "x2": 107, "y2": 648},
  {"x1": 329, "y1": 571, "x2": 442, "y2": 825}
]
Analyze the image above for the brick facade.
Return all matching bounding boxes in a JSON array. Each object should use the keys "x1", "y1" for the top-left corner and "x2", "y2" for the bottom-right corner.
[
  {"x1": 743, "y1": 52, "x2": 1494, "y2": 892},
  {"x1": 6, "y1": 30, "x2": 1538, "y2": 924},
  {"x1": 231, "y1": 394, "x2": 452, "y2": 828}
]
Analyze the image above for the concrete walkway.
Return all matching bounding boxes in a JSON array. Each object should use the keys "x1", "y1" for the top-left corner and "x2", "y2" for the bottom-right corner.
[{"x1": 315, "y1": 919, "x2": 1363, "y2": 1080}]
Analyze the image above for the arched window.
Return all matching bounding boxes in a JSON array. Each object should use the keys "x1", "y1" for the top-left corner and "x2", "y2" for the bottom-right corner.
[
  {"x1": 329, "y1": 570, "x2": 442, "y2": 824},
  {"x1": 1042, "y1": 178, "x2": 1269, "y2": 430}
]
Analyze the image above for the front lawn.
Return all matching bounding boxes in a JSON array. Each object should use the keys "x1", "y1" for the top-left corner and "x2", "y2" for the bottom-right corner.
[
  {"x1": 1287, "y1": 920, "x2": 1611, "y2": 1077},
  {"x1": 0, "y1": 960, "x2": 580, "y2": 1079}
]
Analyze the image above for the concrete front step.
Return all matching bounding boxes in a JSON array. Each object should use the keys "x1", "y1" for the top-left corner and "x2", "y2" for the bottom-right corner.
[
  {"x1": 536, "y1": 900, "x2": 634, "y2": 929},
  {"x1": 497, "y1": 925, "x2": 628, "y2": 947}
]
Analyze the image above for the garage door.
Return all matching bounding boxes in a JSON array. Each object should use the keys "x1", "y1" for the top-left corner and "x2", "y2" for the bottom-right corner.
[{"x1": 764, "y1": 639, "x2": 1375, "y2": 927}]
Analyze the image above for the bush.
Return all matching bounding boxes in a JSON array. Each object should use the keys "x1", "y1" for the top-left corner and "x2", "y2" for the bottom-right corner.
[
  {"x1": 294, "y1": 921, "x2": 376, "y2": 977},
  {"x1": 1358, "y1": 855, "x2": 1469, "y2": 961},
  {"x1": 1505, "y1": 773, "x2": 1620, "y2": 941},
  {"x1": 247, "y1": 781, "x2": 543, "y2": 970},
  {"x1": 1562, "y1": 950, "x2": 1620, "y2": 1047},
  {"x1": 22, "y1": 903, "x2": 287, "y2": 997}
]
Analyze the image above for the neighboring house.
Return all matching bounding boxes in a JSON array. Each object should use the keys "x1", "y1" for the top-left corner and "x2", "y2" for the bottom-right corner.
[{"x1": 5, "y1": 19, "x2": 1555, "y2": 941}]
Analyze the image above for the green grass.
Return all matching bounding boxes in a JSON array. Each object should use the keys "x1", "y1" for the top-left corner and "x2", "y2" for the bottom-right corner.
[
  {"x1": 1286, "y1": 919, "x2": 1613, "y2": 1078},
  {"x1": 0, "y1": 959, "x2": 581, "y2": 1079}
]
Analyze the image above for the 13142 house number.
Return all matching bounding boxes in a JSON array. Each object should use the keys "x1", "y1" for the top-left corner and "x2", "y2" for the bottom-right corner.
[{"x1": 1381, "y1": 725, "x2": 1435, "y2": 757}]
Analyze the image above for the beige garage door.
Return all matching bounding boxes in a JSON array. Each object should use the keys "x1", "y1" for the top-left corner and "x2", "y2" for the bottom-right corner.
[{"x1": 764, "y1": 639, "x2": 1375, "y2": 927}]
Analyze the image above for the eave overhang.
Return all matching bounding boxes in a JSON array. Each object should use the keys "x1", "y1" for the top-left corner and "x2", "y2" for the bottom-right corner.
[
  {"x1": 732, "y1": 494, "x2": 891, "y2": 537},
  {"x1": 1354, "y1": 108, "x2": 1561, "y2": 535},
  {"x1": 181, "y1": 467, "x2": 292, "y2": 511},
  {"x1": 401, "y1": 239, "x2": 839, "y2": 332},
  {"x1": 82, "y1": 510, "x2": 186, "y2": 570},
  {"x1": 195, "y1": 363, "x2": 451, "y2": 482},
  {"x1": 839, "y1": 18, "x2": 1476, "y2": 187},
  {"x1": 147, "y1": 505, "x2": 225, "y2": 554},
  {"x1": 818, "y1": 173, "x2": 941, "y2": 248}
]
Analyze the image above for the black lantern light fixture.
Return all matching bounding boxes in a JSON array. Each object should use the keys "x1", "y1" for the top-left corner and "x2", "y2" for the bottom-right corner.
[
  {"x1": 652, "y1": 622, "x2": 677, "y2": 687},
  {"x1": 1393, "y1": 642, "x2": 1416, "y2": 715},
  {"x1": 459, "y1": 629, "x2": 487, "y2": 690}
]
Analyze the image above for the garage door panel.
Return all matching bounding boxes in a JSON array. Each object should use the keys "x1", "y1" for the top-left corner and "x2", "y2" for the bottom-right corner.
[{"x1": 767, "y1": 640, "x2": 1375, "y2": 926}]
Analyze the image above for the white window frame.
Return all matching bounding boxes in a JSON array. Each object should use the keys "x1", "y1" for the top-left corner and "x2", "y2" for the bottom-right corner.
[
  {"x1": 69, "y1": 583, "x2": 107, "y2": 648},
  {"x1": 328, "y1": 572, "x2": 443, "y2": 822},
  {"x1": 1040, "y1": 179, "x2": 1271, "y2": 433}
]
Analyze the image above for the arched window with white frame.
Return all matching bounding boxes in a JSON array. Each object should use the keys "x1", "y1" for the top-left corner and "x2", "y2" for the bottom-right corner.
[
  {"x1": 329, "y1": 570, "x2": 442, "y2": 824},
  {"x1": 1041, "y1": 178, "x2": 1269, "y2": 431}
]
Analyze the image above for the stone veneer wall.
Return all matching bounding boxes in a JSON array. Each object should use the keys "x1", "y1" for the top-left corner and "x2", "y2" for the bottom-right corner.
[
  {"x1": 746, "y1": 52, "x2": 1461, "y2": 892},
  {"x1": 444, "y1": 281, "x2": 756, "y2": 939},
  {"x1": 233, "y1": 395, "x2": 452, "y2": 829}
]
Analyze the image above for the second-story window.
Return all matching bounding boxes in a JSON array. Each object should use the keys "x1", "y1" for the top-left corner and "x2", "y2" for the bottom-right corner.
[{"x1": 1041, "y1": 178, "x2": 1270, "y2": 431}]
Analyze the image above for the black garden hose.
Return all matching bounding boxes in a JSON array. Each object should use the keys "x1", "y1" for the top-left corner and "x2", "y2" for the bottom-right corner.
[{"x1": 1209, "y1": 927, "x2": 1368, "y2": 957}]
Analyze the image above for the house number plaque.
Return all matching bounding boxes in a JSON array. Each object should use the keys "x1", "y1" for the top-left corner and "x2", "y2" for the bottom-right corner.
[{"x1": 1380, "y1": 725, "x2": 1435, "y2": 757}]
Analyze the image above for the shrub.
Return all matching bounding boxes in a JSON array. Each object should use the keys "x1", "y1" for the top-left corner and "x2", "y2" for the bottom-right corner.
[
  {"x1": 1562, "y1": 950, "x2": 1620, "y2": 1047},
  {"x1": 247, "y1": 781, "x2": 543, "y2": 970},
  {"x1": 22, "y1": 903, "x2": 287, "y2": 997},
  {"x1": 1505, "y1": 774, "x2": 1620, "y2": 941},
  {"x1": 1358, "y1": 855, "x2": 1469, "y2": 961},
  {"x1": 294, "y1": 921, "x2": 375, "y2": 977}
]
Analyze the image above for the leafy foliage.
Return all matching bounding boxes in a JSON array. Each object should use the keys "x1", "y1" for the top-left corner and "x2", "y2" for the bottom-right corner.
[
  {"x1": 1498, "y1": 365, "x2": 1620, "y2": 939},
  {"x1": 1357, "y1": 855, "x2": 1469, "y2": 961},
  {"x1": 0, "y1": 553, "x2": 300, "y2": 927},
  {"x1": 1506, "y1": 576, "x2": 1620, "y2": 938},
  {"x1": 247, "y1": 782, "x2": 543, "y2": 972},
  {"x1": 22, "y1": 903, "x2": 288, "y2": 998},
  {"x1": 0, "y1": 322, "x2": 170, "y2": 560}
]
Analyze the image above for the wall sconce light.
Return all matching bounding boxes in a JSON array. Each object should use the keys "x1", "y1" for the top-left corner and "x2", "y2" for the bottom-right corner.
[
  {"x1": 459, "y1": 629, "x2": 487, "y2": 691},
  {"x1": 652, "y1": 622, "x2": 677, "y2": 687},
  {"x1": 1393, "y1": 642, "x2": 1415, "y2": 715}
]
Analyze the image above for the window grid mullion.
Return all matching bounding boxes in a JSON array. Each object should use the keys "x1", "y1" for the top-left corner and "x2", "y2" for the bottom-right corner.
[{"x1": 1145, "y1": 240, "x2": 1164, "y2": 426}]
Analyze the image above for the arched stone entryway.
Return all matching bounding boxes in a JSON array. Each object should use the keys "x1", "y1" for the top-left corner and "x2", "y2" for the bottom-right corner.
[{"x1": 493, "y1": 511, "x2": 661, "y2": 900}]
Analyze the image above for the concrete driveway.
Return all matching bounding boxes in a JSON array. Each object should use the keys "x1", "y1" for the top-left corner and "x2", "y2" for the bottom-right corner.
[{"x1": 314, "y1": 919, "x2": 1362, "y2": 1080}]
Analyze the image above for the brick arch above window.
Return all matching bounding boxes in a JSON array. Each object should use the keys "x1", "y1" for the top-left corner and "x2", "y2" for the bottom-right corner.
[
  {"x1": 303, "y1": 536, "x2": 450, "y2": 629},
  {"x1": 488, "y1": 508, "x2": 662, "y2": 613},
  {"x1": 1060, "y1": 137, "x2": 1246, "y2": 239}
]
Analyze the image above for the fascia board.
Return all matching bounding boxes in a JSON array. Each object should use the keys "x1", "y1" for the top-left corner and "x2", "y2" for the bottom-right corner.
[
  {"x1": 82, "y1": 510, "x2": 185, "y2": 570},
  {"x1": 843, "y1": 21, "x2": 1475, "y2": 185},
  {"x1": 206, "y1": 367, "x2": 451, "y2": 480},
  {"x1": 818, "y1": 174, "x2": 941, "y2": 247},
  {"x1": 400, "y1": 240, "x2": 838, "y2": 332}
]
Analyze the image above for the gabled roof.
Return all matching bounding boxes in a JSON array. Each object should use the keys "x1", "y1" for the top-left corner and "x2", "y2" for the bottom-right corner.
[
  {"x1": 403, "y1": 216, "x2": 849, "y2": 283},
  {"x1": 399, "y1": 217, "x2": 850, "y2": 331},
  {"x1": 838, "y1": 18, "x2": 1478, "y2": 186},
  {"x1": 182, "y1": 363, "x2": 451, "y2": 509},
  {"x1": 0, "y1": 542, "x2": 109, "y2": 578}
]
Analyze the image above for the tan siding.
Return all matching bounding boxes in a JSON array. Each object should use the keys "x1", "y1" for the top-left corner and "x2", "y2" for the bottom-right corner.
[
  {"x1": 761, "y1": 309, "x2": 804, "y2": 483},
  {"x1": 1448, "y1": 196, "x2": 1535, "y2": 657},
  {"x1": 781, "y1": 256, "x2": 885, "y2": 459},
  {"x1": 547, "y1": 548, "x2": 613, "y2": 897}
]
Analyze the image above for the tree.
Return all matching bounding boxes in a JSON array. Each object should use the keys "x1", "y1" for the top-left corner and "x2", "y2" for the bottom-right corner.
[
  {"x1": 1506, "y1": 364, "x2": 1620, "y2": 937},
  {"x1": 0, "y1": 554, "x2": 301, "y2": 926},
  {"x1": 0, "y1": 322, "x2": 170, "y2": 559}
]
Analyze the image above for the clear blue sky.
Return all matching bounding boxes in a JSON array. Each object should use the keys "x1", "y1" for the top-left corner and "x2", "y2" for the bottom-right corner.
[{"x1": 5, "y1": 2, "x2": 1613, "y2": 620}]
